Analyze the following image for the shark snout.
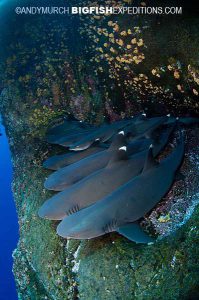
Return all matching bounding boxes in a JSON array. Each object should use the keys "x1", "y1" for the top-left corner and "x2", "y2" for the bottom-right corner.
[
  {"x1": 44, "y1": 176, "x2": 58, "y2": 190},
  {"x1": 44, "y1": 175, "x2": 70, "y2": 191},
  {"x1": 38, "y1": 201, "x2": 64, "y2": 220},
  {"x1": 57, "y1": 218, "x2": 88, "y2": 239},
  {"x1": 57, "y1": 212, "x2": 102, "y2": 239}
]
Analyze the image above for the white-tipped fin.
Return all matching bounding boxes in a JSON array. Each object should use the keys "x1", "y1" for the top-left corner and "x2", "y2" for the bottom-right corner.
[
  {"x1": 119, "y1": 146, "x2": 127, "y2": 151},
  {"x1": 107, "y1": 147, "x2": 128, "y2": 167},
  {"x1": 119, "y1": 131, "x2": 125, "y2": 135}
]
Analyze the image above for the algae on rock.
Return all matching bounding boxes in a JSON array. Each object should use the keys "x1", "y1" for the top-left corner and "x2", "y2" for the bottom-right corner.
[{"x1": 0, "y1": 1, "x2": 199, "y2": 298}]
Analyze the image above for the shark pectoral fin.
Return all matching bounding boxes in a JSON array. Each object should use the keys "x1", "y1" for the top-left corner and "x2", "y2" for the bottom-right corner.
[
  {"x1": 117, "y1": 222, "x2": 155, "y2": 244},
  {"x1": 142, "y1": 145, "x2": 159, "y2": 173}
]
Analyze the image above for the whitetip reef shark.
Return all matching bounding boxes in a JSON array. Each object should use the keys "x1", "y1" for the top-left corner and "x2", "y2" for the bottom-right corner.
[
  {"x1": 56, "y1": 134, "x2": 184, "y2": 243},
  {"x1": 44, "y1": 116, "x2": 168, "y2": 191},
  {"x1": 39, "y1": 124, "x2": 175, "y2": 220},
  {"x1": 39, "y1": 114, "x2": 199, "y2": 243}
]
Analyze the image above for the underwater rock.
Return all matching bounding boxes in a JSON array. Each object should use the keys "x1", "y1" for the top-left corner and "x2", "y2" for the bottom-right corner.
[{"x1": 1, "y1": 3, "x2": 199, "y2": 297}]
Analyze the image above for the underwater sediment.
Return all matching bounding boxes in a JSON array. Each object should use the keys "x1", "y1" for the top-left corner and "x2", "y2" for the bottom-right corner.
[{"x1": 0, "y1": 0, "x2": 199, "y2": 299}]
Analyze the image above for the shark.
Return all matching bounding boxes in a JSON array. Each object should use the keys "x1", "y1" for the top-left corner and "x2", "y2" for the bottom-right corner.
[
  {"x1": 44, "y1": 132, "x2": 128, "y2": 191},
  {"x1": 124, "y1": 116, "x2": 168, "y2": 141},
  {"x1": 43, "y1": 144, "x2": 108, "y2": 170},
  {"x1": 68, "y1": 118, "x2": 137, "y2": 151},
  {"x1": 56, "y1": 133, "x2": 184, "y2": 243},
  {"x1": 46, "y1": 116, "x2": 95, "y2": 144},
  {"x1": 39, "y1": 125, "x2": 175, "y2": 220}
]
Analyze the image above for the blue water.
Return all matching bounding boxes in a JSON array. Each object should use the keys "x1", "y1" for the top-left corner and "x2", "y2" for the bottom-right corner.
[{"x1": 0, "y1": 119, "x2": 19, "y2": 300}]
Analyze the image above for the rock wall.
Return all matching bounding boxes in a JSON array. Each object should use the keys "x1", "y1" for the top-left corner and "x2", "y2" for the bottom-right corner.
[{"x1": 0, "y1": 1, "x2": 199, "y2": 299}]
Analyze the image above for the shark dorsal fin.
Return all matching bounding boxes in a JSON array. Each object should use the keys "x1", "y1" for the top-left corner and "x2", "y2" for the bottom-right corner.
[
  {"x1": 107, "y1": 146, "x2": 128, "y2": 167},
  {"x1": 142, "y1": 145, "x2": 159, "y2": 173},
  {"x1": 108, "y1": 132, "x2": 127, "y2": 150},
  {"x1": 136, "y1": 113, "x2": 147, "y2": 121}
]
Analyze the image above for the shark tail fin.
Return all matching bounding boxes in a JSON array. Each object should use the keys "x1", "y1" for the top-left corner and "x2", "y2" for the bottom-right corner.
[{"x1": 117, "y1": 222, "x2": 155, "y2": 244}]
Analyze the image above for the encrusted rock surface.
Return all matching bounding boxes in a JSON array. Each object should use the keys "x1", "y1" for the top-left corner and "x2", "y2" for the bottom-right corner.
[{"x1": 0, "y1": 1, "x2": 199, "y2": 298}]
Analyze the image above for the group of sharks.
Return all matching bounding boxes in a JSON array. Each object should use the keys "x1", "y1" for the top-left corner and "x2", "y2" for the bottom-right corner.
[{"x1": 38, "y1": 114, "x2": 199, "y2": 244}]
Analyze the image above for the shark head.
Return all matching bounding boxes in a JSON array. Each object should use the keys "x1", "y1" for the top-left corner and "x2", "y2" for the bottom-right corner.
[
  {"x1": 56, "y1": 197, "x2": 114, "y2": 239},
  {"x1": 57, "y1": 208, "x2": 105, "y2": 239},
  {"x1": 38, "y1": 195, "x2": 67, "y2": 220}
]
